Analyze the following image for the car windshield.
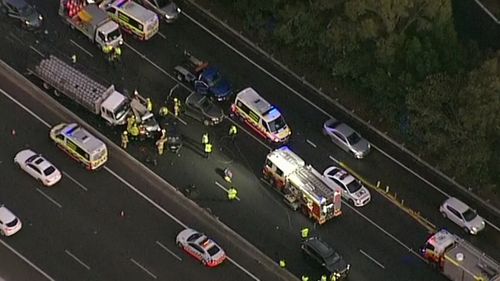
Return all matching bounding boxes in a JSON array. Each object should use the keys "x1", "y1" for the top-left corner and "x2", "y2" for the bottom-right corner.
[
  {"x1": 187, "y1": 232, "x2": 202, "y2": 242},
  {"x1": 200, "y1": 99, "x2": 211, "y2": 111},
  {"x1": 463, "y1": 208, "x2": 478, "y2": 222},
  {"x1": 325, "y1": 252, "x2": 341, "y2": 265},
  {"x1": 207, "y1": 245, "x2": 220, "y2": 256},
  {"x1": 19, "y1": 5, "x2": 35, "y2": 17},
  {"x1": 106, "y1": 29, "x2": 122, "y2": 41},
  {"x1": 207, "y1": 73, "x2": 221, "y2": 87},
  {"x1": 43, "y1": 166, "x2": 56, "y2": 176},
  {"x1": 347, "y1": 132, "x2": 361, "y2": 144},
  {"x1": 346, "y1": 180, "x2": 362, "y2": 193},
  {"x1": 6, "y1": 218, "x2": 18, "y2": 227},
  {"x1": 267, "y1": 116, "x2": 286, "y2": 133}
]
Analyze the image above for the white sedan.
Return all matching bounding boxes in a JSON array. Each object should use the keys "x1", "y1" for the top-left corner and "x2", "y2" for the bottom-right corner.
[
  {"x1": 176, "y1": 228, "x2": 226, "y2": 267},
  {"x1": 14, "y1": 149, "x2": 62, "y2": 186},
  {"x1": 0, "y1": 204, "x2": 22, "y2": 236}
]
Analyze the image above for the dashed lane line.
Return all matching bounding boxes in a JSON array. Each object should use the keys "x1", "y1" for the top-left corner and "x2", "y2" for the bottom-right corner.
[
  {"x1": 36, "y1": 188, "x2": 62, "y2": 209},
  {"x1": 65, "y1": 249, "x2": 91, "y2": 270}
]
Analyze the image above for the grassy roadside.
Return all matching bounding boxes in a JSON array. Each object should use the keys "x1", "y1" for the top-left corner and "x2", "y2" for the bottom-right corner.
[{"x1": 186, "y1": 0, "x2": 500, "y2": 209}]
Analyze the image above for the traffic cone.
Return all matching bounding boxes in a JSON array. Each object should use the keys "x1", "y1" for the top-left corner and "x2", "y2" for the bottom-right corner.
[
  {"x1": 11, "y1": 129, "x2": 16, "y2": 136},
  {"x1": 120, "y1": 210, "x2": 125, "y2": 217}
]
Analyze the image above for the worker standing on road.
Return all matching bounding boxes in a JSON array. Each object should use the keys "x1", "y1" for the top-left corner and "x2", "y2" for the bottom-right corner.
[
  {"x1": 113, "y1": 46, "x2": 122, "y2": 61},
  {"x1": 223, "y1": 167, "x2": 233, "y2": 183},
  {"x1": 121, "y1": 131, "x2": 129, "y2": 149},
  {"x1": 279, "y1": 259, "x2": 286, "y2": 268},
  {"x1": 301, "y1": 227, "x2": 309, "y2": 239},
  {"x1": 228, "y1": 125, "x2": 238, "y2": 141},
  {"x1": 158, "y1": 106, "x2": 169, "y2": 117},
  {"x1": 71, "y1": 54, "x2": 77, "y2": 64},
  {"x1": 227, "y1": 186, "x2": 237, "y2": 201},
  {"x1": 320, "y1": 274, "x2": 327, "y2": 281},
  {"x1": 301, "y1": 276, "x2": 309, "y2": 281},
  {"x1": 146, "y1": 98, "x2": 153, "y2": 112},
  {"x1": 102, "y1": 45, "x2": 113, "y2": 61},
  {"x1": 202, "y1": 133, "x2": 209, "y2": 145},
  {"x1": 156, "y1": 137, "x2": 166, "y2": 155},
  {"x1": 173, "y1": 97, "x2": 181, "y2": 117},
  {"x1": 204, "y1": 142, "x2": 212, "y2": 159},
  {"x1": 127, "y1": 115, "x2": 135, "y2": 130}
]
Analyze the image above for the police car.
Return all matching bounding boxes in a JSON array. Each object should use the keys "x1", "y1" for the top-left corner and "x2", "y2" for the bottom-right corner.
[
  {"x1": 176, "y1": 228, "x2": 226, "y2": 267},
  {"x1": 323, "y1": 166, "x2": 371, "y2": 207}
]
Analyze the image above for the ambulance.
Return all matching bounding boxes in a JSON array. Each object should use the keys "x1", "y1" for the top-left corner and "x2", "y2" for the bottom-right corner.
[{"x1": 231, "y1": 87, "x2": 291, "y2": 143}]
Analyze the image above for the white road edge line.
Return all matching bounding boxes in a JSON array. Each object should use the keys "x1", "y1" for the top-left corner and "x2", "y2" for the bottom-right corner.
[
  {"x1": 215, "y1": 181, "x2": 240, "y2": 201},
  {"x1": 155, "y1": 241, "x2": 182, "y2": 261},
  {"x1": 69, "y1": 40, "x2": 94, "y2": 57},
  {"x1": 130, "y1": 258, "x2": 157, "y2": 279},
  {"x1": 36, "y1": 188, "x2": 62, "y2": 208},
  {"x1": 359, "y1": 249, "x2": 385, "y2": 269},
  {"x1": 2, "y1": 85, "x2": 260, "y2": 281},
  {"x1": 65, "y1": 249, "x2": 91, "y2": 270},
  {"x1": 62, "y1": 171, "x2": 88, "y2": 191},
  {"x1": 329, "y1": 155, "x2": 340, "y2": 164},
  {"x1": 174, "y1": 116, "x2": 188, "y2": 125},
  {"x1": 305, "y1": 139, "x2": 317, "y2": 148},
  {"x1": 29, "y1": 46, "x2": 45, "y2": 57},
  {"x1": 0, "y1": 239, "x2": 56, "y2": 281},
  {"x1": 157, "y1": 31, "x2": 167, "y2": 39}
]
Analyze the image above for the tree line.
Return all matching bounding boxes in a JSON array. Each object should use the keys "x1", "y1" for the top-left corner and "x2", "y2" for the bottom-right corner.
[{"x1": 216, "y1": 0, "x2": 500, "y2": 194}]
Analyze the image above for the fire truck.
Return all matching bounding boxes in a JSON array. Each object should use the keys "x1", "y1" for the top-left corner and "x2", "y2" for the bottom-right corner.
[
  {"x1": 422, "y1": 229, "x2": 500, "y2": 281},
  {"x1": 263, "y1": 146, "x2": 342, "y2": 224}
]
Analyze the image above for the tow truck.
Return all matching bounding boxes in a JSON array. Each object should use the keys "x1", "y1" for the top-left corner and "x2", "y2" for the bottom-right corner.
[
  {"x1": 422, "y1": 229, "x2": 500, "y2": 281},
  {"x1": 59, "y1": 0, "x2": 123, "y2": 51},
  {"x1": 263, "y1": 146, "x2": 342, "y2": 224},
  {"x1": 29, "y1": 55, "x2": 159, "y2": 138},
  {"x1": 173, "y1": 51, "x2": 233, "y2": 102}
]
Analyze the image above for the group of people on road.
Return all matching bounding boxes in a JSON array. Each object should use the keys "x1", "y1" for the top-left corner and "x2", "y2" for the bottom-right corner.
[{"x1": 102, "y1": 45, "x2": 122, "y2": 63}]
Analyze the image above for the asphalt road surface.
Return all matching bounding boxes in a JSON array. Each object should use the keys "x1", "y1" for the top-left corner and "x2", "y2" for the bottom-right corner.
[
  {"x1": 0, "y1": 1, "x2": 498, "y2": 280},
  {"x1": 0, "y1": 242, "x2": 52, "y2": 281},
  {"x1": 0, "y1": 63, "x2": 293, "y2": 280}
]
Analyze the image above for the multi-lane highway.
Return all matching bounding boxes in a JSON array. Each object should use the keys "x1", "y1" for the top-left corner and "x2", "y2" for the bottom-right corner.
[
  {"x1": 0, "y1": 0, "x2": 498, "y2": 280},
  {"x1": 0, "y1": 62, "x2": 293, "y2": 280}
]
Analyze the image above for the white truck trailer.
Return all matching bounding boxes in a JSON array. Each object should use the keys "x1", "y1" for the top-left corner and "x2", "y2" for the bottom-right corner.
[
  {"x1": 59, "y1": 0, "x2": 123, "y2": 50},
  {"x1": 422, "y1": 229, "x2": 500, "y2": 281},
  {"x1": 30, "y1": 55, "x2": 159, "y2": 138}
]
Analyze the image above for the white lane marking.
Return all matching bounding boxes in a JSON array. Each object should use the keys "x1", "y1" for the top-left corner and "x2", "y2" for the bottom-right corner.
[
  {"x1": 130, "y1": 258, "x2": 157, "y2": 279},
  {"x1": 157, "y1": 31, "x2": 166, "y2": 39},
  {"x1": 359, "y1": 249, "x2": 385, "y2": 269},
  {"x1": 306, "y1": 139, "x2": 317, "y2": 148},
  {"x1": 1, "y1": 86, "x2": 260, "y2": 281},
  {"x1": 29, "y1": 46, "x2": 45, "y2": 57},
  {"x1": 69, "y1": 40, "x2": 94, "y2": 57},
  {"x1": 184, "y1": 6, "x2": 500, "y2": 231},
  {"x1": 62, "y1": 171, "x2": 88, "y2": 192},
  {"x1": 0, "y1": 88, "x2": 51, "y2": 127},
  {"x1": 0, "y1": 239, "x2": 56, "y2": 281},
  {"x1": 155, "y1": 241, "x2": 182, "y2": 261},
  {"x1": 215, "y1": 181, "x2": 240, "y2": 201},
  {"x1": 371, "y1": 144, "x2": 500, "y2": 232},
  {"x1": 175, "y1": 116, "x2": 188, "y2": 125},
  {"x1": 227, "y1": 256, "x2": 261, "y2": 281},
  {"x1": 65, "y1": 249, "x2": 91, "y2": 270},
  {"x1": 36, "y1": 188, "x2": 62, "y2": 208}
]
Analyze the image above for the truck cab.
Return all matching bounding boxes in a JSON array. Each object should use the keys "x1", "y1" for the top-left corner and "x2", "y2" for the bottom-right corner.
[{"x1": 99, "y1": 89, "x2": 130, "y2": 125}]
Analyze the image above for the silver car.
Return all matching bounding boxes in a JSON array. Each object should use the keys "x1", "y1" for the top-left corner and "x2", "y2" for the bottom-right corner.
[
  {"x1": 323, "y1": 166, "x2": 371, "y2": 207},
  {"x1": 138, "y1": 0, "x2": 180, "y2": 23},
  {"x1": 323, "y1": 118, "x2": 371, "y2": 159},
  {"x1": 439, "y1": 197, "x2": 485, "y2": 235}
]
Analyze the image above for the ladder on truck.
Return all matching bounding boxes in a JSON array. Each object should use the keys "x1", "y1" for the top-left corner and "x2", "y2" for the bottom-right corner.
[
  {"x1": 293, "y1": 165, "x2": 336, "y2": 203},
  {"x1": 33, "y1": 55, "x2": 113, "y2": 112}
]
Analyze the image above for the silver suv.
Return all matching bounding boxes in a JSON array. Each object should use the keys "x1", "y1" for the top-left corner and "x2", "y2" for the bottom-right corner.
[{"x1": 439, "y1": 197, "x2": 485, "y2": 235}]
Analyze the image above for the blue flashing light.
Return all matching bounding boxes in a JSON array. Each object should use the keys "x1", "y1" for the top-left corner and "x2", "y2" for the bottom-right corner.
[
  {"x1": 268, "y1": 107, "x2": 279, "y2": 116},
  {"x1": 115, "y1": 0, "x2": 127, "y2": 8},
  {"x1": 65, "y1": 124, "x2": 78, "y2": 136}
]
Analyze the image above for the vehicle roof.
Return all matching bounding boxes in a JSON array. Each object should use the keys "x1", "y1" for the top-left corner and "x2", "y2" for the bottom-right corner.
[
  {"x1": 80, "y1": 4, "x2": 109, "y2": 25},
  {"x1": 0, "y1": 205, "x2": 16, "y2": 222},
  {"x1": 444, "y1": 197, "x2": 470, "y2": 213},
  {"x1": 62, "y1": 123, "x2": 106, "y2": 153},
  {"x1": 267, "y1": 146, "x2": 305, "y2": 176},
  {"x1": 5, "y1": 0, "x2": 29, "y2": 9},
  {"x1": 236, "y1": 87, "x2": 274, "y2": 115},
  {"x1": 304, "y1": 237, "x2": 335, "y2": 257},
  {"x1": 111, "y1": 0, "x2": 157, "y2": 22},
  {"x1": 100, "y1": 91, "x2": 127, "y2": 110},
  {"x1": 327, "y1": 167, "x2": 355, "y2": 185}
]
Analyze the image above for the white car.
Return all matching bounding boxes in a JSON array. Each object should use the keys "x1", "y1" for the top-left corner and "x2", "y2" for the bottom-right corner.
[
  {"x1": 14, "y1": 149, "x2": 62, "y2": 186},
  {"x1": 176, "y1": 228, "x2": 226, "y2": 267},
  {"x1": 440, "y1": 197, "x2": 485, "y2": 235},
  {"x1": 0, "y1": 204, "x2": 22, "y2": 236},
  {"x1": 323, "y1": 166, "x2": 371, "y2": 207}
]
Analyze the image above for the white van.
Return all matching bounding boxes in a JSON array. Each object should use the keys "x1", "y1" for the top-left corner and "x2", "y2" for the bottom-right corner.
[
  {"x1": 102, "y1": 0, "x2": 159, "y2": 40},
  {"x1": 231, "y1": 87, "x2": 291, "y2": 143}
]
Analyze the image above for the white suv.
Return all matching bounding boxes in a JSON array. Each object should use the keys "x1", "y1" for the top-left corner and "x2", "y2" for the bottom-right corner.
[
  {"x1": 440, "y1": 197, "x2": 485, "y2": 235},
  {"x1": 323, "y1": 166, "x2": 371, "y2": 207},
  {"x1": 0, "y1": 204, "x2": 22, "y2": 236}
]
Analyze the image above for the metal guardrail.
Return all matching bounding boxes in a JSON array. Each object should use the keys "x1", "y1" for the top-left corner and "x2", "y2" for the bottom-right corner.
[{"x1": 182, "y1": 0, "x2": 500, "y2": 220}]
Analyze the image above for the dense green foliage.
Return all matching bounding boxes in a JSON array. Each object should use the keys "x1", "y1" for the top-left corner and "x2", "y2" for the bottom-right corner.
[{"x1": 216, "y1": 0, "x2": 500, "y2": 191}]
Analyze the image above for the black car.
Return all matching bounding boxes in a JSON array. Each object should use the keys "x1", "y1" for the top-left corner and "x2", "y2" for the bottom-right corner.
[
  {"x1": 0, "y1": 0, "x2": 43, "y2": 30},
  {"x1": 301, "y1": 237, "x2": 350, "y2": 279},
  {"x1": 184, "y1": 92, "x2": 224, "y2": 126}
]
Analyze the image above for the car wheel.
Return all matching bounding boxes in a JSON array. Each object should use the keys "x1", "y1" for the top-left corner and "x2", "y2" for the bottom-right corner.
[
  {"x1": 176, "y1": 241, "x2": 183, "y2": 248},
  {"x1": 0, "y1": 229, "x2": 4, "y2": 236},
  {"x1": 348, "y1": 199, "x2": 355, "y2": 206},
  {"x1": 176, "y1": 73, "x2": 183, "y2": 82},
  {"x1": 464, "y1": 227, "x2": 471, "y2": 234},
  {"x1": 201, "y1": 259, "x2": 207, "y2": 266},
  {"x1": 203, "y1": 119, "x2": 209, "y2": 126},
  {"x1": 441, "y1": 211, "x2": 447, "y2": 218}
]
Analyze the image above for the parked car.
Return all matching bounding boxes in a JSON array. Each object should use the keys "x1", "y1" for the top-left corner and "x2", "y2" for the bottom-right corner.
[
  {"x1": 323, "y1": 118, "x2": 370, "y2": 159},
  {"x1": 14, "y1": 149, "x2": 62, "y2": 187},
  {"x1": 301, "y1": 237, "x2": 350, "y2": 279},
  {"x1": 176, "y1": 228, "x2": 226, "y2": 267},
  {"x1": 440, "y1": 197, "x2": 485, "y2": 235},
  {"x1": 323, "y1": 166, "x2": 371, "y2": 207},
  {"x1": 184, "y1": 91, "x2": 224, "y2": 126},
  {"x1": 137, "y1": 0, "x2": 180, "y2": 22},
  {"x1": 0, "y1": 0, "x2": 43, "y2": 30},
  {"x1": 0, "y1": 204, "x2": 22, "y2": 236}
]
